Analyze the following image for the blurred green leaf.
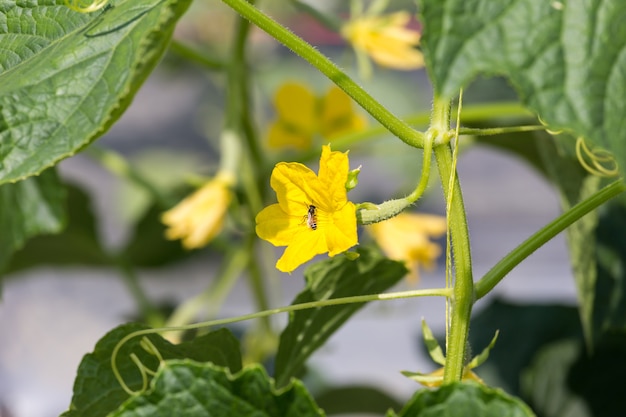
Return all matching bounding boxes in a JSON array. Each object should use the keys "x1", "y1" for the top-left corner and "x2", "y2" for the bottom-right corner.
[
  {"x1": 590, "y1": 203, "x2": 626, "y2": 336},
  {"x1": 520, "y1": 339, "x2": 590, "y2": 417},
  {"x1": 315, "y1": 385, "x2": 402, "y2": 416},
  {"x1": 387, "y1": 382, "x2": 534, "y2": 417},
  {"x1": 0, "y1": 168, "x2": 66, "y2": 272},
  {"x1": 274, "y1": 246, "x2": 407, "y2": 388},
  {"x1": 468, "y1": 299, "x2": 582, "y2": 395},
  {"x1": 0, "y1": 0, "x2": 192, "y2": 184},
  {"x1": 109, "y1": 361, "x2": 324, "y2": 417},
  {"x1": 569, "y1": 332, "x2": 626, "y2": 416},
  {"x1": 420, "y1": 0, "x2": 626, "y2": 175},
  {"x1": 478, "y1": 130, "x2": 626, "y2": 346},
  {"x1": 63, "y1": 323, "x2": 242, "y2": 417},
  {"x1": 120, "y1": 203, "x2": 190, "y2": 267},
  {"x1": 5, "y1": 183, "x2": 111, "y2": 274}
]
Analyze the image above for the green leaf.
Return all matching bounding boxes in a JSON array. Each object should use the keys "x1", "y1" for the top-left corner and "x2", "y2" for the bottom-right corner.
[
  {"x1": 0, "y1": 0, "x2": 192, "y2": 184},
  {"x1": 120, "y1": 203, "x2": 190, "y2": 267},
  {"x1": 0, "y1": 168, "x2": 65, "y2": 271},
  {"x1": 468, "y1": 299, "x2": 583, "y2": 395},
  {"x1": 589, "y1": 201, "x2": 626, "y2": 337},
  {"x1": 389, "y1": 382, "x2": 535, "y2": 417},
  {"x1": 4, "y1": 183, "x2": 111, "y2": 274},
  {"x1": 568, "y1": 332, "x2": 626, "y2": 416},
  {"x1": 315, "y1": 385, "x2": 402, "y2": 416},
  {"x1": 420, "y1": 0, "x2": 626, "y2": 174},
  {"x1": 63, "y1": 323, "x2": 242, "y2": 417},
  {"x1": 520, "y1": 339, "x2": 590, "y2": 417},
  {"x1": 109, "y1": 361, "x2": 325, "y2": 417},
  {"x1": 421, "y1": 319, "x2": 446, "y2": 366},
  {"x1": 274, "y1": 246, "x2": 407, "y2": 388}
]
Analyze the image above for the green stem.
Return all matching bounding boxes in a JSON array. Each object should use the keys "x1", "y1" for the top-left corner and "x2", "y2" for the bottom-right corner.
[
  {"x1": 116, "y1": 258, "x2": 163, "y2": 327},
  {"x1": 85, "y1": 146, "x2": 174, "y2": 208},
  {"x1": 290, "y1": 0, "x2": 341, "y2": 31},
  {"x1": 168, "y1": 40, "x2": 225, "y2": 70},
  {"x1": 431, "y1": 92, "x2": 474, "y2": 383},
  {"x1": 165, "y1": 249, "x2": 249, "y2": 334},
  {"x1": 112, "y1": 287, "x2": 452, "y2": 393},
  {"x1": 458, "y1": 125, "x2": 546, "y2": 136},
  {"x1": 435, "y1": 144, "x2": 474, "y2": 383},
  {"x1": 475, "y1": 179, "x2": 626, "y2": 299},
  {"x1": 219, "y1": 0, "x2": 425, "y2": 149}
]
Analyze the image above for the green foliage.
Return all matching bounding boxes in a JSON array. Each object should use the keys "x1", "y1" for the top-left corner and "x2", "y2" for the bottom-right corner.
[
  {"x1": 387, "y1": 382, "x2": 535, "y2": 417},
  {"x1": 109, "y1": 361, "x2": 324, "y2": 417},
  {"x1": 4, "y1": 183, "x2": 110, "y2": 273},
  {"x1": 63, "y1": 323, "x2": 242, "y2": 417},
  {"x1": 469, "y1": 299, "x2": 583, "y2": 395},
  {"x1": 274, "y1": 246, "x2": 407, "y2": 387},
  {"x1": 0, "y1": 0, "x2": 191, "y2": 184},
  {"x1": 420, "y1": 0, "x2": 626, "y2": 174},
  {"x1": 0, "y1": 168, "x2": 66, "y2": 271},
  {"x1": 315, "y1": 385, "x2": 403, "y2": 416}
]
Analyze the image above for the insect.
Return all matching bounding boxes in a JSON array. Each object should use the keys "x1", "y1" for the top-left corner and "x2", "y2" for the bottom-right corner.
[{"x1": 305, "y1": 204, "x2": 318, "y2": 230}]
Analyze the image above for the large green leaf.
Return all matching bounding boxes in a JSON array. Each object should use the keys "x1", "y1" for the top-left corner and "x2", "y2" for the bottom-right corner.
[
  {"x1": 274, "y1": 246, "x2": 407, "y2": 388},
  {"x1": 387, "y1": 382, "x2": 535, "y2": 417},
  {"x1": 420, "y1": 0, "x2": 626, "y2": 174},
  {"x1": 63, "y1": 323, "x2": 242, "y2": 417},
  {"x1": 0, "y1": 0, "x2": 191, "y2": 184},
  {"x1": 0, "y1": 168, "x2": 65, "y2": 271},
  {"x1": 110, "y1": 361, "x2": 325, "y2": 417}
]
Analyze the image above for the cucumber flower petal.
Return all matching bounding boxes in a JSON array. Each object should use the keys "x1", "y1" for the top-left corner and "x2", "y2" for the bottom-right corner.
[
  {"x1": 256, "y1": 145, "x2": 358, "y2": 272},
  {"x1": 162, "y1": 172, "x2": 235, "y2": 249},
  {"x1": 367, "y1": 212, "x2": 446, "y2": 283},
  {"x1": 266, "y1": 82, "x2": 366, "y2": 150},
  {"x1": 342, "y1": 11, "x2": 424, "y2": 71}
]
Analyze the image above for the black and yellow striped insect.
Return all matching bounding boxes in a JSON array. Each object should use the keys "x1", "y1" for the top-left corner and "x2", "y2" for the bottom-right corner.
[{"x1": 305, "y1": 204, "x2": 318, "y2": 230}]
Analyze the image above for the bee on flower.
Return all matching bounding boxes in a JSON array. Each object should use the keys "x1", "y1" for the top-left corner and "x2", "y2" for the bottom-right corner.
[{"x1": 255, "y1": 145, "x2": 358, "y2": 273}]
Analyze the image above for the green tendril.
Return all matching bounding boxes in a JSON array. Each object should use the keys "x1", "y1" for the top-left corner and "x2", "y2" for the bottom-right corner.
[
  {"x1": 111, "y1": 286, "x2": 452, "y2": 395},
  {"x1": 356, "y1": 134, "x2": 434, "y2": 225},
  {"x1": 575, "y1": 136, "x2": 619, "y2": 177},
  {"x1": 64, "y1": 0, "x2": 109, "y2": 13}
]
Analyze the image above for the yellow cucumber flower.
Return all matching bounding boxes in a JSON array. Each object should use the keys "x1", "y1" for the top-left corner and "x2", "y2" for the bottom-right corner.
[
  {"x1": 367, "y1": 212, "x2": 446, "y2": 282},
  {"x1": 162, "y1": 172, "x2": 235, "y2": 249},
  {"x1": 267, "y1": 82, "x2": 366, "y2": 150},
  {"x1": 341, "y1": 11, "x2": 424, "y2": 72},
  {"x1": 256, "y1": 145, "x2": 358, "y2": 272}
]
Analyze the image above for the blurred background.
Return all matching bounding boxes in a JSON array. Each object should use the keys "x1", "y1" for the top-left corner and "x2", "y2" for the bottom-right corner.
[{"x1": 0, "y1": 2, "x2": 581, "y2": 416}]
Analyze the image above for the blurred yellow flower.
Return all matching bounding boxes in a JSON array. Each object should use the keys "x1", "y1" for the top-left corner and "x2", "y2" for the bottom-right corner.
[
  {"x1": 256, "y1": 145, "x2": 358, "y2": 272},
  {"x1": 267, "y1": 82, "x2": 367, "y2": 150},
  {"x1": 367, "y1": 212, "x2": 446, "y2": 282},
  {"x1": 341, "y1": 10, "x2": 423, "y2": 73},
  {"x1": 162, "y1": 172, "x2": 235, "y2": 249}
]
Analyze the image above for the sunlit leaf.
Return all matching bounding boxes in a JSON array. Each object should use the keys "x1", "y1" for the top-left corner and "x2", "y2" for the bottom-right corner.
[
  {"x1": 0, "y1": 0, "x2": 192, "y2": 184},
  {"x1": 109, "y1": 361, "x2": 324, "y2": 417},
  {"x1": 420, "y1": 0, "x2": 626, "y2": 174},
  {"x1": 62, "y1": 323, "x2": 242, "y2": 417},
  {"x1": 387, "y1": 381, "x2": 535, "y2": 417}
]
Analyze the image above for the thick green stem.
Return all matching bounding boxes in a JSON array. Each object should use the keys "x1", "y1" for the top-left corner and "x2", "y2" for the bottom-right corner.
[
  {"x1": 169, "y1": 40, "x2": 225, "y2": 70},
  {"x1": 431, "y1": 92, "x2": 474, "y2": 384},
  {"x1": 219, "y1": 0, "x2": 425, "y2": 149},
  {"x1": 435, "y1": 144, "x2": 474, "y2": 383},
  {"x1": 475, "y1": 179, "x2": 626, "y2": 299}
]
